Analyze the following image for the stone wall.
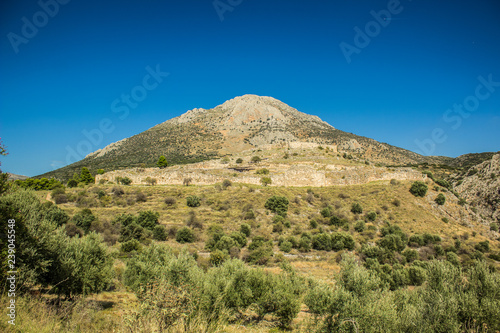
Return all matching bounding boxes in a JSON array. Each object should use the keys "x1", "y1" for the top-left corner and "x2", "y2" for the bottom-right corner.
[{"x1": 95, "y1": 162, "x2": 425, "y2": 187}]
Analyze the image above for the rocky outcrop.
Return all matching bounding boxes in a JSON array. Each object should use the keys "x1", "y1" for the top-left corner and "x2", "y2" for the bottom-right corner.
[{"x1": 455, "y1": 154, "x2": 500, "y2": 221}]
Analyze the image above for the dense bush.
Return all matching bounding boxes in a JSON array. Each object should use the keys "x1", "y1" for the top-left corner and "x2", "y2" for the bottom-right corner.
[
  {"x1": 120, "y1": 223, "x2": 145, "y2": 242},
  {"x1": 410, "y1": 181, "x2": 428, "y2": 197},
  {"x1": 331, "y1": 232, "x2": 355, "y2": 251},
  {"x1": 222, "y1": 179, "x2": 232, "y2": 189},
  {"x1": 279, "y1": 240, "x2": 293, "y2": 253},
  {"x1": 176, "y1": 227, "x2": 195, "y2": 243},
  {"x1": 256, "y1": 168, "x2": 269, "y2": 175},
  {"x1": 354, "y1": 220, "x2": 365, "y2": 232},
  {"x1": 240, "y1": 223, "x2": 251, "y2": 237},
  {"x1": 136, "y1": 210, "x2": 160, "y2": 230},
  {"x1": 230, "y1": 232, "x2": 247, "y2": 248},
  {"x1": 117, "y1": 176, "x2": 132, "y2": 185},
  {"x1": 365, "y1": 211, "x2": 377, "y2": 221},
  {"x1": 264, "y1": 196, "x2": 289, "y2": 217},
  {"x1": 209, "y1": 249, "x2": 229, "y2": 266},
  {"x1": 475, "y1": 240, "x2": 490, "y2": 253},
  {"x1": 152, "y1": 225, "x2": 167, "y2": 241},
  {"x1": 121, "y1": 239, "x2": 141, "y2": 252},
  {"x1": 312, "y1": 233, "x2": 332, "y2": 251},
  {"x1": 435, "y1": 178, "x2": 451, "y2": 189},
  {"x1": 351, "y1": 202, "x2": 363, "y2": 214},
  {"x1": 0, "y1": 190, "x2": 113, "y2": 297},
  {"x1": 435, "y1": 193, "x2": 446, "y2": 205},
  {"x1": 71, "y1": 208, "x2": 96, "y2": 233},
  {"x1": 186, "y1": 195, "x2": 201, "y2": 207},
  {"x1": 320, "y1": 206, "x2": 332, "y2": 218},
  {"x1": 15, "y1": 177, "x2": 64, "y2": 190}
]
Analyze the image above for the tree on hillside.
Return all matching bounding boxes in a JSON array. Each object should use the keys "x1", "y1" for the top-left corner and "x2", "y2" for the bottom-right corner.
[
  {"x1": 410, "y1": 181, "x2": 428, "y2": 197},
  {"x1": 435, "y1": 193, "x2": 446, "y2": 205},
  {"x1": 261, "y1": 177, "x2": 272, "y2": 186},
  {"x1": 157, "y1": 155, "x2": 168, "y2": 168},
  {"x1": 251, "y1": 156, "x2": 262, "y2": 163},
  {"x1": 0, "y1": 138, "x2": 9, "y2": 194},
  {"x1": 80, "y1": 167, "x2": 94, "y2": 185}
]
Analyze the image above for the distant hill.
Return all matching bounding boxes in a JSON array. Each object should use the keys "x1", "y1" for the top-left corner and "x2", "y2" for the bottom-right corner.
[
  {"x1": 7, "y1": 173, "x2": 29, "y2": 180},
  {"x1": 36, "y1": 94, "x2": 473, "y2": 181}
]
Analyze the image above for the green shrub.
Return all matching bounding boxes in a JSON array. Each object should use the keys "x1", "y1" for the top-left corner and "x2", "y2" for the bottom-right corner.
[
  {"x1": 310, "y1": 219, "x2": 318, "y2": 228},
  {"x1": 71, "y1": 208, "x2": 96, "y2": 233},
  {"x1": 119, "y1": 177, "x2": 132, "y2": 185},
  {"x1": 186, "y1": 195, "x2": 201, "y2": 207},
  {"x1": 230, "y1": 232, "x2": 247, "y2": 248},
  {"x1": 434, "y1": 244, "x2": 445, "y2": 256},
  {"x1": 320, "y1": 206, "x2": 331, "y2": 218},
  {"x1": 365, "y1": 211, "x2": 377, "y2": 221},
  {"x1": 260, "y1": 177, "x2": 272, "y2": 186},
  {"x1": 157, "y1": 155, "x2": 168, "y2": 168},
  {"x1": 446, "y1": 251, "x2": 460, "y2": 266},
  {"x1": 209, "y1": 249, "x2": 229, "y2": 266},
  {"x1": 408, "y1": 265, "x2": 427, "y2": 285},
  {"x1": 279, "y1": 241, "x2": 293, "y2": 253},
  {"x1": 378, "y1": 234, "x2": 406, "y2": 252},
  {"x1": 331, "y1": 232, "x2": 355, "y2": 251},
  {"x1": 176, "y1": 227, "x2": 195, "y2": 243},
  {"x1": 67, "y1": 179, "x2": 78, "y2": 188},
  {"x1": 121, "y1": 239, "x2": 141, "y2": 252},
  {"x1": 236, "y1": 158, "x2": 243, "y2": 164},
  {"x1": 247, "y1": 243, "x2": 273, "y2": 265},
  {"x1": 435, "y1": 179, "x2": 450, "y2": 189},
  {"x1": 490, "y1": 223, "x2": 499, "y2": 232},
  {"x1": 410, "y1": 181, "x2": 428, "y2": 197},
  {"x1": 240, "y1": 223, "x2": 251, "y2": 237},
  {"x1": 475, "y1": 241, "x2": 490, "y2": 253},
  {"x1": 136, "y1": 210, "x2": 159, "y2": 230},
  {"x1": 312, "y1": 233, "x2": 332, "y2": 251},
  {"x1": 113, "y1": 213, "x2": 136, "y2": 227},
  {"x1": 256, "y1": 168, "x2": 270, "y2": 175},
  {"x1": 265, "y1": 196, "x2": 289, "y2": 217},
  {"x1": 409, "y1": 234, "x2": 425, "y2": 247},
  {"x1": 272, "y1": 222, "x2": 284, "y2": 233},
  {"x1": 351, "y1": 202, "x2": 363, "y2": 214},
  {"x1": 222, "y1": 179, "x2": 232, "y2": 189},
  {"x1": 152, "y1": 225, "x2": 167, "y2": 241},
  {"x1": 402, "y1": 248, "x2": 419, "y2": 262},
  {"x1": 354, "y1": 220, "x2": 365, "y2": 232},
  {"x1": 435, "y1": 193, "x2": 446, "y2": 205},
  {"x1": 119, "y1": 223, "x2": 145, "y2": 242},
  {"x1": 251, "y1": 156, "x2": 261, "y2": 163},
  {"x1": 298, "y1": 237, "x2": 311, "y2": 252}
]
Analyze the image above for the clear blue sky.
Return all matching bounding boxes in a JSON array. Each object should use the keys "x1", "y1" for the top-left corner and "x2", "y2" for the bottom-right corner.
[{"x1": 1, "y1": 0, "x2": 499, "y2": 176}]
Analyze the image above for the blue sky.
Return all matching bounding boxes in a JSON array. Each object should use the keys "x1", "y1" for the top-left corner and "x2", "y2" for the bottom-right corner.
[{"x1": 1, "y1": 0, "x2": 499, "y2": 176}]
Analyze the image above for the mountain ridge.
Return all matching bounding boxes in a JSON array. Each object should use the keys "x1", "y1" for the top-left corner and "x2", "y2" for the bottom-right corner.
[{"x1": 37, "y1": 95, "x2": 482, "y2": 181}]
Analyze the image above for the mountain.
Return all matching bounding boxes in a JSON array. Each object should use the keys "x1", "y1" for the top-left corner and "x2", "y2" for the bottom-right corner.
[
  {"x1": 39, "y1": 94, "x2": 451, "y2": 181},
  {"x1": 7, "y1": 172, "x2": 29, "y2": 180}
]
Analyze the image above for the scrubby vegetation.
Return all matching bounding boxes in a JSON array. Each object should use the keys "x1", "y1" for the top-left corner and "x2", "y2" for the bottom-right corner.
[{"x1": 1, "y1": 173, "x2": 499, "y2": 332}]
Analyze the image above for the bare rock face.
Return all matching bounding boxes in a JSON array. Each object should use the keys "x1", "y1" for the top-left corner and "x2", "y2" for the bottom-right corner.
[{"x1": 456, "y1": 153, "x2": 500, "y2": 221}]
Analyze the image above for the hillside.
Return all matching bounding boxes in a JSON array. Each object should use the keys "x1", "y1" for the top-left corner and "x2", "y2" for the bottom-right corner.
[
  {"x1": 38, "y1": 94, "x2": 446, "y2": 181},
  {"x1": 453, "y1": 153, "x2": 500, "y2": 222}
]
